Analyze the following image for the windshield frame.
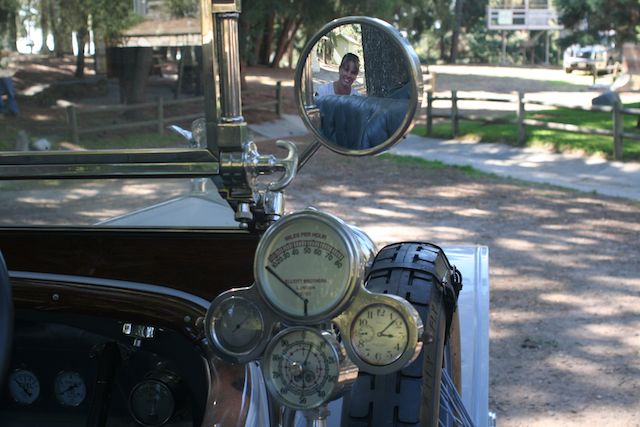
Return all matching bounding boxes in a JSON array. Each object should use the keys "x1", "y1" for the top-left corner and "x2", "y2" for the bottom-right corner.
[{"x1": 0, "y1": 148, "x2": 219, "y2": 180}]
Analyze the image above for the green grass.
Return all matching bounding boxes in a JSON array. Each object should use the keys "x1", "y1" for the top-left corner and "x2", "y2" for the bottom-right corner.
[
  {"x1": 416, "y1": 103, "x2": 640, "y2": 160},
  {"x1": 378, "y1": 153, "x2": 492, "y2": 178}
]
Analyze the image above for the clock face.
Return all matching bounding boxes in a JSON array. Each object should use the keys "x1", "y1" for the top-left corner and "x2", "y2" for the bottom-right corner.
[{"x1": 351, "y1": 303, "x2": 409, "y2": 366}]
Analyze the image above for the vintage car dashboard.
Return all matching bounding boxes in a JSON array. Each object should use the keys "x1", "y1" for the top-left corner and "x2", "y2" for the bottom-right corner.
[
  {"x1": 2, "y1": 309, "x2": 209, "y2": 426},
  {"x1": 0, "y1": 227, "x2": 261, "y2": 427}
]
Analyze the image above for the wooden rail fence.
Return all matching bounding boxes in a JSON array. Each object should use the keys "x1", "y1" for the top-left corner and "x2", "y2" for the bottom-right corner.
[
  {"x1": 425, "y1": 90, "x2": 640, "y2": 160},
  {"x1": 66, "y1": 81, "x2": 282, "y2": 145}
]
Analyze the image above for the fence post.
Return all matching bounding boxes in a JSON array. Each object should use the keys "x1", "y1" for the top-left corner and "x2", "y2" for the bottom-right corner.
[
  {"x1": 275, "y1": 81, "x2": 282, "y2": 116},
  {"x1": 612, "y1": 101, "x2": 623, "y2": 160},
  {"x1": 451, "y1": 90, "x2": 459, "y2": 137},
  {"x1": 427, "y1": 91, "x2": 433, "y2": 136},
  {"x1": 517, "y1": 92, "x2": 526, "y2": 146},
  {"x1": 66, "y1": 105, "x2": 79, "y2": 145},
  {"x1": 157, "y1": 96, "x2": 164, "y2": 134}
]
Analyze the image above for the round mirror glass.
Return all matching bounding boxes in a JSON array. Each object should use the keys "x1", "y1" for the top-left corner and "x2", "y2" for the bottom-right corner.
[{"x1": 294, "y1": 17, "x2": 422, "y2": 156}]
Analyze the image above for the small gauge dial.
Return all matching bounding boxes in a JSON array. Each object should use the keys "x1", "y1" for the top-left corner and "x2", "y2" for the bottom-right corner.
[
  {"x1": 208, "y1": 296, "x2": 264, "y2": 356},
  {"x1": 8, "y1": 369, "x2": 40, "y2": 405},
  {"x1": 129, "y1": 380, "x2": 175, "y2": 427},
  {"x1": 255, "y1": 210, "x2": 360, "y2": 322},
  {"x1": 54, "y1": 371, "x2": 86, "y2": 407},
  {"x1": 263, "y1": 327, "x2": 340, "y2": 409},
  {"x1": 351, "y1": 303, "x2": 409, "y2": 366}
]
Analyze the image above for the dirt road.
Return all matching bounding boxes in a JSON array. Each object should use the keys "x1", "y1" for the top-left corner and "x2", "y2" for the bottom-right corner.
[{"x1": 286, "y1": 147, "x2": 640, "y2": 427}]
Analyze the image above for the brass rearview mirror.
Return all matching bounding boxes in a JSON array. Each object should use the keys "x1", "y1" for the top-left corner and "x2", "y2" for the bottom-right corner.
[{"x1": 294, "y1": 17, "x2": 422, "y2": 156}]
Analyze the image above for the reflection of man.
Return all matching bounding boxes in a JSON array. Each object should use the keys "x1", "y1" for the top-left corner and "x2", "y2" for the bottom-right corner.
[
  {"x1": 0, "y1": 48, "x2": 19, "y2": 117},
  {"x1": 315, "y1": 53, "x2": 363, "y2": 97}
]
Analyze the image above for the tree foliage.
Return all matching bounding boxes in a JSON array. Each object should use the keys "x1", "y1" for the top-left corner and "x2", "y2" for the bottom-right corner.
[{"x1": 556, "y1": 0, "x2": 640, "y2": 48}]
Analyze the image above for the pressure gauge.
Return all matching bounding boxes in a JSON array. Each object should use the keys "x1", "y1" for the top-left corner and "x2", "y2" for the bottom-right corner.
[
  {"x1": 262, "y1": 327, "x2": 342, "y2": 410},
  {"x1": 205, "y1": 294, "x2": 266, "y2": 362},
  {"x1": 129, "y1": 379, "x2": 175, "y2": 427},
  {"x1": 54, "y1": 371, "x2": 87, "y2": 407},
  {"x1": 8, "y1": 369, "x2": 40, "y2": 405},
  {"x1": 254, "y1": 209, "x2": 367, "y2": 323},
  {"x1": 351, "y1": 303, "x2": 409, "y2": 366}
]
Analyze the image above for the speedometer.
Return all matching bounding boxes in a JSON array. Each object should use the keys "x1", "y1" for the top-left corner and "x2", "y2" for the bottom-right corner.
[{"x1": 254, "y1": 209, "x2": 370, "y2": 323}]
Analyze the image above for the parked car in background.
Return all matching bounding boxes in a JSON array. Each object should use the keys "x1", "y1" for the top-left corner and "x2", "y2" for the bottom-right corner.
[{"x1": 563, "y1": 44, "x2": 620, "y2": 75}]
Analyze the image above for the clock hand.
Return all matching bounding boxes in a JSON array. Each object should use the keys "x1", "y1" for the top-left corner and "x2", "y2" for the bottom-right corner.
[
  {"x1": 377, "y1": 319, "x2": 398, "y2": 337},
  {"x1": 265, "y1": 266, "x2": 309, "y2": 315}
]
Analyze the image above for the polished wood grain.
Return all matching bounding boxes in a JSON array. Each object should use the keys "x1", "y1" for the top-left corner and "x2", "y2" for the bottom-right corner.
[{"x1": 0, "y1": 228, "x2": 260, "y2": 301}]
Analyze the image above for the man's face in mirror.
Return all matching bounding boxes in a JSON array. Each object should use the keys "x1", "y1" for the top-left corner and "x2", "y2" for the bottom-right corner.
[{"x1": 338, "y1": 61, "x2": 359, "y2": 90}]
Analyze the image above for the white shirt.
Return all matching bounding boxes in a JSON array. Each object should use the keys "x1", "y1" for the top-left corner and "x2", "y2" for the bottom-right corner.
[{"x1": 315, "y1": 82, "x2": 362, "y2": 97}]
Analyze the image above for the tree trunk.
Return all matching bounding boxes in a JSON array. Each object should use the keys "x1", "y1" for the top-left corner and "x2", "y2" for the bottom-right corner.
[
  {"x1": 270, "y1": 17, "x2": 299, "y2": 68},
  {"x1": 439, "y1": 33, "x2": 448, "y2": 63},
  {"x1": 74, "y1": 26, "x2": 88, "y2": 78},
  {"x1": 118, "y1": 47, "x2": 153, "y2": 120},
  {"x1": 40, "y1": 0, "x2": 51, "y2": 53},
  {"x1": 258, "y1": 12, "x2": 275, "y2": 65},
  {"x1": 362, "y1": 25, "x2": 409, "y2": 98},
  {"x1": 449, "y1": 0, "x2": 464, "y2": 64},
  {"x1": 8, "y1": 10, "x2": 18, "y2": 50}
]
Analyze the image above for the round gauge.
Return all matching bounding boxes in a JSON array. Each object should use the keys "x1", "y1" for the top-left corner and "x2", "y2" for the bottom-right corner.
[
  {"x1": 129, "y1": 380, "x2": 175, "y2": 427},
  {"x1": 54, "y1": 371, "x2": 87, "y2": 407},
  {"x1": 207, "y1": 296, "x2": 265, "y2": 357},
  {"x1": 8, "y1": 369, "x2": 40, "y2": 405},
  {"x1": 351, "y1": 303, "x2": 409, "y2": 366},
  {"x1": 254, "y1": 210, "x2": 361, "y2": 322},
  {"x1": 262, "y1": 327, "x2": 341, "y2": 410}
]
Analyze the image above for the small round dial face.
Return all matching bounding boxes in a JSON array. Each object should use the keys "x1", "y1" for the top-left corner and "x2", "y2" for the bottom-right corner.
[
  {"x1": 255, "y1": 213, "x2": 355, "y2": 321},
  {"x1": 210, "y1": 297, "x2": 264, "y2": 355},
  {"x1": 8, "y1": 369, "x2": 40, "y2": 405},
  {"x1": 351, "y1": 304, "x2": 409, "y2": 366},
  {"x1": 129, "y1": 380, "x2": 175, "y2": 427},
  {"x1": 54, "y1": 371, "x2": 87, "y2": 407},
  {"x1": 263, "y1": 328, "x2": 340, "y2": 409}
]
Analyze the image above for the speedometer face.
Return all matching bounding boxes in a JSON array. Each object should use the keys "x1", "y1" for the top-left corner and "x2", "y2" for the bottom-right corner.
[{"x1": 254, "y1": 210, "x2": 359, "y2": 322}]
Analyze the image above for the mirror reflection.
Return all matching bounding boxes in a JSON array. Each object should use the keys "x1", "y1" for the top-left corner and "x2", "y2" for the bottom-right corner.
[{"x1": 305, "y1": 23, "x2": 413, "y2": 152}]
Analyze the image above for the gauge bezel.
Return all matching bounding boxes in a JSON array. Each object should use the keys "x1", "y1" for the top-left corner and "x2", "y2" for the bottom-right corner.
[
  {"x1": 54, "y1": 371, "x2": 87, "y2": 407},
  {"x1": 334, "y1": 291, "x2": 423, "y2": 375},
  {"x1": 254, "y1": 209, "x2": 365, "y2": 324},
  {"x1": 350, "y1": 303, "x2": 409, "y2": 366},
  {"x1": 8, "y1": 369, "x2": 40, "y2": 405},
  {"x1": 205, "y1": 287, "x2": 273, "y2": 364},
  {"x1": 262, "y1": 326, "x2": 342, "y2": 410},
  {"x1": 129, "y1": 379, "x2": 175, "y2": 427}
]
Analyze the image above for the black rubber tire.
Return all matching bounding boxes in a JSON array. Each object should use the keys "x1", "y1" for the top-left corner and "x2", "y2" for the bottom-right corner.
[{"x1": 342, "y1": 242, "x2": 455, "y2": 427}]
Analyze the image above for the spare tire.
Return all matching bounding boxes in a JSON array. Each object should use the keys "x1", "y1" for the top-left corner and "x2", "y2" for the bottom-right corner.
[{"x1": 341, "y1": 242, "x2": 461, "y2": 427}]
